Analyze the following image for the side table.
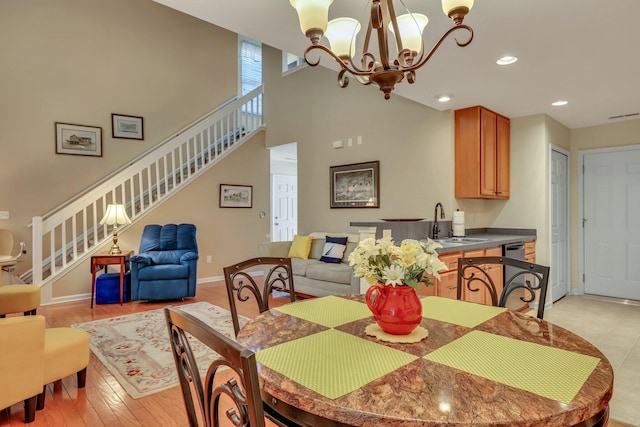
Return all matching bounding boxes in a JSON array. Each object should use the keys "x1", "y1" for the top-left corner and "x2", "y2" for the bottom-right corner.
[{"x1": 90, "y1": 251, "x2": 133, "y2": 308}]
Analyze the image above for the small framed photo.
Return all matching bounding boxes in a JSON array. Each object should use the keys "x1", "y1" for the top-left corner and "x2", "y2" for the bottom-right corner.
[
  {"x1": 112, "y1": 114, "x2": 144, "y2": 140},
  {"x1": 55, "y1": 122, "x2": 103, "y2": 157},
  {"x1": 330, "y1": 160, "x2": 380, "y2": 208},
  {"x1": 219, "y1": 184, "x2": 253, "y2": 208}
]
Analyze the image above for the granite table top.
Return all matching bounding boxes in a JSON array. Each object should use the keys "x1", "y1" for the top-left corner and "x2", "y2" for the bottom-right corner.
[{"x1": 237, "y1": 296, "x2": 613, "y2": 427}]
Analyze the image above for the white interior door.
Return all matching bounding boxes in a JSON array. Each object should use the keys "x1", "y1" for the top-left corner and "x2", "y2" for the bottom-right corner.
[
  {"x1": 583, "y1": 146, "x2": 640, "y2": 300},
  {"x1": 550, "y1": 148, "x2": 569, "y2": 301},
  {"x1": 272, "y1": 174, "x2": 297, "y2": 242}
]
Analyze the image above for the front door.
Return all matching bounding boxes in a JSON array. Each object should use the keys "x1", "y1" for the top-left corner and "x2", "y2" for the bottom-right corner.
[{"x1": 583, "y1": 145, "x2": 640, "y2": 300}]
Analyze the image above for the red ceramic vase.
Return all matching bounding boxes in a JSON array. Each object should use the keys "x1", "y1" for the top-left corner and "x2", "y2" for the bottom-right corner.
[{"x1": 365, "y1": 283, "x2": 423, "y2": 335}]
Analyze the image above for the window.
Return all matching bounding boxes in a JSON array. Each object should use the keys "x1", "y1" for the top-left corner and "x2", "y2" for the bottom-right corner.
[
  {"x1": 239, "y1": 37, "x2": 262, "y2": 96},
  {"x1": 282, "y1": 52, "x2": 306, "y2": 74}
]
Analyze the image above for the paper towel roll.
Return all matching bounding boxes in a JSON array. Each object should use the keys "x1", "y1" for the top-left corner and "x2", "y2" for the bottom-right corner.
[{"x1": 452, "y1": 210, "x2": 465, "y2": 237}]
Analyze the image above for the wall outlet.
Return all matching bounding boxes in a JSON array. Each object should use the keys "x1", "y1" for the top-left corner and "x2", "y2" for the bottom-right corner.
[
  {"x1": 206, "y1": 255, "x2": 212, "y2": 264},
  {"x1": 0, "y1": 211, "x2": 9, "y2": 220}
]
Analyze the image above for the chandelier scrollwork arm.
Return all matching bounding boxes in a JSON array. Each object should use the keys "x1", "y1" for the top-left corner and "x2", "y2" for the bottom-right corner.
[{"x1": 409, "y1": 23, "x2": 473, "y2": 72}]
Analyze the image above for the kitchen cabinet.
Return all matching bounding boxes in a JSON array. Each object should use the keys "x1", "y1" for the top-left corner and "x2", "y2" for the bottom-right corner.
[
  {"x1": 525, "y1": 240, "x2": 536, "y2": 263},
  {"x1": 459, "y1": 247, "x2": 504, "y2": 305},
  {"x1": 454, "y1": 106, "x2": 510, "y2": 199},
  {"x1": 434, "y1": 252, "x2": 462, "y2": 300}
]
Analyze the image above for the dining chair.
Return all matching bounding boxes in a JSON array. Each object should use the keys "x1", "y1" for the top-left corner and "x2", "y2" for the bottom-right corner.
[
  {"x1": 164, "y1": 307, "x2": 299, "y2": 427},
  {"x1": 457, "y1": 256, "x2": 550, "y2": 319},
  {"x1": 223, "y1": 257, "x2": 296, "y2": 336}
]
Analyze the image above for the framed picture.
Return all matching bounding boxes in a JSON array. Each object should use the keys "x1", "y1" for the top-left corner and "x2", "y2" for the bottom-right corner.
[
  {"x1": 112, "y1": 114, "x2": 144, "y2": 140},
  {"x1": 219, "y1": 184, "x2": 253, "y2": 208},
  {"x1": 55, "y1": 122, "x2": 103, "y2": 157},
  {"x1": 330, "y1": 160, "x2": 380, "y2": 208}
]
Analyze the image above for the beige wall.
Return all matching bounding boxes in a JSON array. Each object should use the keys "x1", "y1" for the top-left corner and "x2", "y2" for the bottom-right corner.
[
  {"x1": 0, "y1": 0, "x2": 236, "y2": 275},
  {"x1": 52, "y1": 134, "x2": 271, "y2": 298},
  {"x1": 263, "y1": 45, "x2": 457, "y2": 234},
  {"x1": 6, "y1": 1, "x2": 640, "y2": 301}
]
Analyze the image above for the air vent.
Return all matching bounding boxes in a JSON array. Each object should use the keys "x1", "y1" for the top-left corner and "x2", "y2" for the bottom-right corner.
[{"x1": 608, "y1": 113, "x2": 639, "y2": 120}]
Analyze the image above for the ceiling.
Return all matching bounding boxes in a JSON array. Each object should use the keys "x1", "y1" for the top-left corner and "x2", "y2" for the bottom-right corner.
[{"x1": 153, "y1": 0, "x2": 640, "y2": 130}]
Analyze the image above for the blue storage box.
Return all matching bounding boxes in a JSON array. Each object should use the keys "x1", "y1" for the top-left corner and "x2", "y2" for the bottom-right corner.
[{"x1": 96, "y1": 272, "x2": 131, "y2": 304}]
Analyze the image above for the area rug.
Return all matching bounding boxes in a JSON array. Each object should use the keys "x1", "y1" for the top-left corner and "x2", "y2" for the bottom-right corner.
[{"x1": 71, "y1": 302, "x2": 248, "y2": 399}]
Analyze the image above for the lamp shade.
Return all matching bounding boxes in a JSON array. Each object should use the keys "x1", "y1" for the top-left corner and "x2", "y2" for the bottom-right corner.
[
  {"x1": 99, "y1": 204, "x2": 131, "y2": 226},
  {"x1": 290, "y1": 0, "x2": 334, "y2": 36},
  {"x1": 442, "y1": 0, "x2": 474, "y2": 16},
  {"x1": 326, "y1": 18, "x2": 361, "y2": 60},
  {"x1": 389, "y1": 13, "x2": 428, "y2": 54}
]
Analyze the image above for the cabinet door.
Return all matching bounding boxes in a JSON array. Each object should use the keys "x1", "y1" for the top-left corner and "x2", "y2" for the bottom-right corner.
[
  {"x1": 496, "y1": 115, "x2": 510, "y2": 198},
  {"x1": 480, "y1": 108, "x2": 498, "y2": 197},
  {"x1": 437, "y1": 271, "x2": 459, "y2": 300}
]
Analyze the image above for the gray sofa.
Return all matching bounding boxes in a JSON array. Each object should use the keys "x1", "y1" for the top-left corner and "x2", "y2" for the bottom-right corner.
[{"x1": 257, "y1": 232, "x2": 360, "y2": 297}]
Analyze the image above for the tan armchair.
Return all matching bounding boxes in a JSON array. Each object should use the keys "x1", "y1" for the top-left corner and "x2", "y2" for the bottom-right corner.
[
  {"x1": 0, "y1": 315, "x2": 90, "y2": 423},
  {"x1": 0, "y1": 315, "x2": 45, "y2": 423},
  {"x1": 0, "y1": 229, "x2": 40, "y2": 318}
]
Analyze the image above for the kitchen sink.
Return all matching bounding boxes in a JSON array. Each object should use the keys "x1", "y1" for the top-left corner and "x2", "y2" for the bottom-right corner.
[{"x1": 434, "y1": 237, "x2": 489, "y2": 247}]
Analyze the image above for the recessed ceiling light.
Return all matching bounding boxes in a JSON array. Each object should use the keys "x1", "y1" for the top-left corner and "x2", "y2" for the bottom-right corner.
[
  {"x1": 552, "y1": 100, "x2": 568, "y2": 106},
  {"x1": 496, "y1": 56, "x2": 518, "y2": 65},
  {"x1": 436, "y1": 94, "x2": 453, "y2": 102}
]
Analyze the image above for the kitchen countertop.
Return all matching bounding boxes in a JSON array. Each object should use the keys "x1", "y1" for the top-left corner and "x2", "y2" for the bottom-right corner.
[
  {"x1": 350, "y1": 220, "x2": 536, "y2": 255},
  {"x1": 433, "y1": 230, "x2": 536, "y2": 254}
]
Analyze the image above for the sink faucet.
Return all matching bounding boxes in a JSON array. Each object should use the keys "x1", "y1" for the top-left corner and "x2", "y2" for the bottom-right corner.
[{"x1": 432, "y1": 203, "x2": 445, "y2": 239}]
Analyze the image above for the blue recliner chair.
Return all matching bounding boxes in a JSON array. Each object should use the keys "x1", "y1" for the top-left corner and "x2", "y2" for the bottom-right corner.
[{"x1": 130, "y1": 224, "x2": 199, "y2": 301}]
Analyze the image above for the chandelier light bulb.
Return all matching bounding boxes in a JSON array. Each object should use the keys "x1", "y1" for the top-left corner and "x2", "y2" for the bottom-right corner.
[
  {"x1": 289, "y1": 0, "x2": 334, "y2": 42},
  {"x1": 326, "y1": 18, "x2": 361, "y2": 61},
  {"x1": 389, "y1": 13, "x2": 428, "y2": 54},
  {"x1": 442, "y1": 0, "x2": 474, "y2": 23}
]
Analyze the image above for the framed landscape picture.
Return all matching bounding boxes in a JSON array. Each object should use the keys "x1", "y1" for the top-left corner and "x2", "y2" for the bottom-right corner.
[
  {"x1": 112, "y1": 113, "x2": 144, "y2": 140},
  {"x1": 330, "y1": 160, "x2": 380, "y2": 208},
  {"x1": 219, "y1": 184, "x2": 253, "y2": 208},
  {"x1": 55, "y1": 122, "x2": 103, "y2": 157}
]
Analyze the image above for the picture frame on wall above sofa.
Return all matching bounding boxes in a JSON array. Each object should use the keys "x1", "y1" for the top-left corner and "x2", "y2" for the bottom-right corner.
[
  {"x1": 55, "y1": 122, "x2": 103, "y2": 157},
  {"x1": 219, "y1": 184, "x2": 253, "y2": 208},
  {"x1": 112, "y1": 114, "x2": 144, "y2": 140},
  {"x1": 330, "y1": 160, "x2": 380, "y2": 208}
]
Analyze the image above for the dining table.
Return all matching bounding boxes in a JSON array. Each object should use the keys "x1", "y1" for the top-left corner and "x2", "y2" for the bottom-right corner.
[{"x1": 236, "y1": 295, "x2": 613, "y2": 427}]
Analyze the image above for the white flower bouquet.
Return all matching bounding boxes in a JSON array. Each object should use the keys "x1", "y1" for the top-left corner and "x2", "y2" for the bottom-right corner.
[{"x1": 348, "y1": 237, "x2": 448, "y2": 290}]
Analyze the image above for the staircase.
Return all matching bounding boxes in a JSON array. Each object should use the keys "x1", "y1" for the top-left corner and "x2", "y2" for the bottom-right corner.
[{"x1": 30, "y1": 87, "x2": 263, "y2": 295}]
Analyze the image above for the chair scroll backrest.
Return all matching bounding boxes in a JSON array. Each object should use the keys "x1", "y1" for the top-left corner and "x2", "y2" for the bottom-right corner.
[
  {"x1": 223, "y1": 257, "x2": 296, "y2": 336},
  {"x1": 457, "y1": 256, "x2": 550, "y2": 319},
  {"x1": 164, "y1": 307, "x2": 265, "y2": 427}
]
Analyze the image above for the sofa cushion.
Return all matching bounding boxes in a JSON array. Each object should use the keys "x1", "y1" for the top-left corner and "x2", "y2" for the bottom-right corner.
[
  {"x1": 290, "y1": 258, "x2": 319, "y2": 277},
  {"x1": 309, "y1": 238, "x2": 326, "y2": 260},
  {"x1": 319, "y1": 236, "x2": 348, "y2": 264},
  {"x1": 305, "y1": 262, "x2": 354, "y2": 285},
  {"x1": 342, "y1": 241, "x2": 358, "y2": 264},
  {"x1": 288, "y1": 235, "x2": 312, "y2": 259}
]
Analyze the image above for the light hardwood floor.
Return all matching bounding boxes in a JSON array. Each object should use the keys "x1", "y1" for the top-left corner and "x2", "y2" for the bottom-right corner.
[
  {"x1": 0, "y1": 280, "x2": 289, "y2": 427},
  {"x1": 1, "y1": 283, "x2": 633, "y2": 426}
]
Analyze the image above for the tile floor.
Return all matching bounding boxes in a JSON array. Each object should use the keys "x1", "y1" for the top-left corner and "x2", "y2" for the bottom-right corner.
[{"x1": 543, "y1": 295, "x2": 640, "y2": 426}]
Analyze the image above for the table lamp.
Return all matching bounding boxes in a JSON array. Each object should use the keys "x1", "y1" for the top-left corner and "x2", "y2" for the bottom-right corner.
[{"x1": 99, "y1": 204, "x2": 131, "y2": 254}]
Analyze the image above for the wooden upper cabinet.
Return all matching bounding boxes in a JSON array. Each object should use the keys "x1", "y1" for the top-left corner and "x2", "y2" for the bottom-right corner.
[{"x1": 455, "y1": 106, "x2": 510, "y2": 199}]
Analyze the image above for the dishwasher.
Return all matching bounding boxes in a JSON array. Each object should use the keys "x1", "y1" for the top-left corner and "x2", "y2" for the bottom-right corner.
[{"x1": 503, "y1": 242, "x2": 526, "y2": 284}]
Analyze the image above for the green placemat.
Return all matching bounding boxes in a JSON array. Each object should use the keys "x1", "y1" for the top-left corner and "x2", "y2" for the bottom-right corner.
[
  {"x1": 274, "y1": 296, "x2": 372, "y2": 328},
  {"x1": 421, "y1": 296, "x2": 506, "y2": 328},
  {"x1": 424, "y1": 330, "x2": 600, "y2": 404},
  {"x1": 256, "y1": 329, "x2": 417, "y2": 399}
]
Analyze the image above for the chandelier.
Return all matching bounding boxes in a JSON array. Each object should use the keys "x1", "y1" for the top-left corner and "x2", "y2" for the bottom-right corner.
[{"x1": 289, "y1": 0, "x2": 474, "y2": 99}]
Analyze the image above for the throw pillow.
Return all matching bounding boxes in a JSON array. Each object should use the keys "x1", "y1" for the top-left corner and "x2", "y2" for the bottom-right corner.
[
  {"x1": 288, "y1": 235, "x2": 313, "y2": 259},
  {"x1": 319, "y1": 236, "x2": 348, "y2": 264}
]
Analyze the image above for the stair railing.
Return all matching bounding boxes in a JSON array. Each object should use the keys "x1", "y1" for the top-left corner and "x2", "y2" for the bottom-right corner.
[{"x1": 31, "y1": 86, "x2": 263, "y2": 286}]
